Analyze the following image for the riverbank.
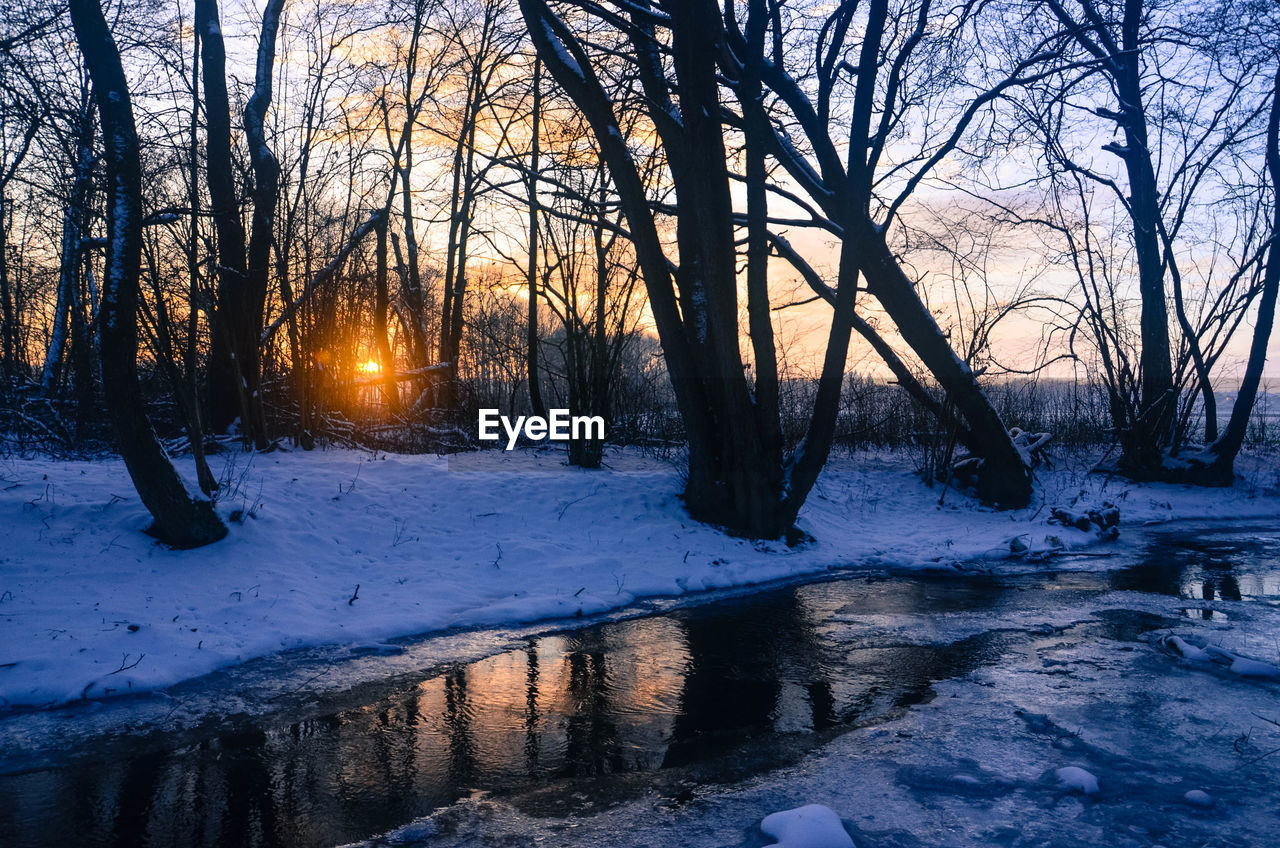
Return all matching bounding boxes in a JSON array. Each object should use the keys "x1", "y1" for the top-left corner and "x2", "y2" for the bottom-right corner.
[{"x1": 1, "y1": 445, "x2": 1277, "y2": 708}]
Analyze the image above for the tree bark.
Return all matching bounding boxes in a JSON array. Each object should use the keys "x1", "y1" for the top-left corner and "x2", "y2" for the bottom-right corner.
[
  {"x1": 41, "y1": 99, "x2": 94, "y2": 396},
  {"x1": 526, "y1": 57, "x2": 547, "y2": 419},
  {"x1": 68, "y1": 0, "x2": 226, "y2": 548},
  {"x1": 196, "y1": 0, "x2": 251, "y2": 439},
  {"x1": 373, "y1": 214, "x2": 400, "y2": 411},
  {"x1": 241, "y1": 0, "x2": 286, "y2": 446}
]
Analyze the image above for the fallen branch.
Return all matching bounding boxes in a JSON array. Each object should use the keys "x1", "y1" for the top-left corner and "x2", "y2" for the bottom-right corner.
[
  {"x1": 261, "y1": 209, "x2": 386, "y2": 345},
  {"x1": 352, "y1": 362, "x2": 450, "y2": 387}
]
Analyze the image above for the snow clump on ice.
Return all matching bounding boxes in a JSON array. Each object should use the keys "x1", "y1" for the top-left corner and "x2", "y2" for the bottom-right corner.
[
  {"x1": 1161, "y1": 635, "x2": 1280, "y2": 679},
  {"x1": 1055, "y1": 766, "x2": 1099, "y2": 795},
  {"x1": 1184, "y1": 789, "x2": 1213, "y2": 807},
  {"x1": 760, "y1": 804, "x2": 855, "y2": 848}
]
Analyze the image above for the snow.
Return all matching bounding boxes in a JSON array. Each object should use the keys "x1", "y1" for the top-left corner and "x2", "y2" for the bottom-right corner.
[
  {"x1": 760, "y1": 804, "x2": 854, "y2": 848},
  {"x1": 1184, "y1": 789, "x2": 1213, "y2": 807},
  {"x1": 1220, "y1": 652, "x2": 1280, "y2": 679},
  {"x1": 1164, "y1": 637, "x2": 1280, "y2": 679},
  {"x1": 1054, "y1": 765, "x2": 1099, "y2": 795},
  {"x1": 1161, "y1": 634, "x2": 1211, "y2": 662},
  {"x1": 0, "y1": 446, "x2": 1277, "y2": 709}
]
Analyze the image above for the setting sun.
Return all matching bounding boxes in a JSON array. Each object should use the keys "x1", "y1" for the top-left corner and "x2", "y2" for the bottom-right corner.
[{"x1": 357, "y1": 359, "x2": 380, "y2": 375}]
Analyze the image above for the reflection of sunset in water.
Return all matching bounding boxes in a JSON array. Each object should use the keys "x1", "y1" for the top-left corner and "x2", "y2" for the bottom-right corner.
[
  {"x1": 26, "y1": 539, "x2": 1280, "y2": 848},
  {"x1": 6, "y1": 575, "x2": 1001, "y2": 846}
]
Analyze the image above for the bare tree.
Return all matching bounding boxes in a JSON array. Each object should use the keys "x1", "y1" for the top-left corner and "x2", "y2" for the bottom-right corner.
[
  {"x1": 731, "y1": 0, "x2": 1063, "y2": 506},
  {"x1": 435, "y1": 0, "x2": 522, "y2": 411},
  {"x1": 199, "y1": 0, "x2": 285, "y2": 448},
  {"x1": 519, "y1": 0, "x2": 897, "y2": 536},
  {"x1": 67, "y1": 0, "x2": 226, "y2": 547},
  {"x1": 1009, "y1": 0, "x2": 1276, "y2": 480},
  {"x1": 1199, "y1": 60, "x2": 1280, "y2": 481}
]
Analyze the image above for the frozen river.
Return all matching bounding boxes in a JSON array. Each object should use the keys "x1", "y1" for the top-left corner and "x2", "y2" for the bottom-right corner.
[{"x1": 4, "y1": 523, "x2": 1280, "y2": 847}]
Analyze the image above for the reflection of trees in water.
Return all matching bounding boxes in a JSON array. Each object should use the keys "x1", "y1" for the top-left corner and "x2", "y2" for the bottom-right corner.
[
  {"x1": 1202, "y1": 572, "x2": 1242, "y2": 602},
  {"x1": 443, "y1": 667, "x2": 476, "y2": 789},
  {"x1": 327, "y1": 692, "x2": 429, "y2": 839},
  {"x1": 524, "y1": 642, "x2": 541, "y2": 776},
  {"x1": 662, "y1": 592, "x2": 830, "y2": 767},
  {"x1": 219, "y1": 732, "x2": 280, "y2": 847},
  {"x1": 1112, "y1": 540, "x2": 1208, "y2": 597},
  {"x1": 109, "y1": 751, "x2": 168, "y2": 847},
  {"x1": 6, "y1": 576, "x2": 1034, "y2": 846},
  {"x1": 559, "y1": 639, "x2": 625, "y2": 778},
  {"x1": 1116, "y1": 536, "x2": 1280, "y2": 602}
]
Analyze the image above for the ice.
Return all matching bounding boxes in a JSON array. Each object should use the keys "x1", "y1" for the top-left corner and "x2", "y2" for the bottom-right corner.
[
  {"x1": 760, "y1": 805, "x2": 854, "y2": 848},
  {"x1": 1055, "y1": 765, "x2": 1099, "y2": 794}
]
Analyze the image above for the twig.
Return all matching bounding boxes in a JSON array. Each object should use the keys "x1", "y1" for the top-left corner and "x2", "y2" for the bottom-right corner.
[
  {"x1": 108, "y1": 652, "x2": 145, "y2": 675},
  {"x1": 557, "y1": 483, "x2": 604, "y2": 520},
  {"x1": 266, "y1": 668, "x2": 330, "y2": 703},
  {"x1": 349, "y1": 584, "x2": 360, "y2": 605}
]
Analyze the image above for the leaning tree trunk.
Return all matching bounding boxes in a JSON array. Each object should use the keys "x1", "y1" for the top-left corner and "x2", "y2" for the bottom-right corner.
[
  {"x1": 1198, "y1": 63, "x2": 1280, "y2": 484},
  {"x1": 68, "y1": 0, "x2": 226, "y2": 548},
  {"x1": 856, "y1": 221, "x2": 1032, "y2": 507}
]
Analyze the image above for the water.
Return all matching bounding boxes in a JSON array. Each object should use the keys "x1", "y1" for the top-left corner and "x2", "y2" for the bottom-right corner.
[{"x1": 3, "y1": 524, "x2": 1280, "y2": 848}]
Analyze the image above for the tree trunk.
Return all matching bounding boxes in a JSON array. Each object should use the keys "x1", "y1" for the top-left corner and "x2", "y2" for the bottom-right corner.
[
  {"x1": 1114, "y1": 0, "x2": 1174, "y2": 475},
  {"x1": 240, "y1": 0, "x2": 286, "y2": 447},
  {"x1": 185, "y1": 21, "x2": 217, "y2": 492},
  {"x1": 0, "y1": 192, "x2": 16, "y2": 383},
  {"x1": 524, "y1": 0, "x2": 771, "y2": 535},
  {"x1": 1199, "y1": 63, "x2": 1280, "y2": 483},
  {"x1": 439, "y1": 80, "x2": 483, "y2": 412},
  {"x1": 373, "y1": 215, "x2": 400, "y2": 411},
  {"x1": 856, "y1": 220, "x2": 1031, "y2": 506},
  {"x1": 526, "y1": 57, "x2": 547, "y2": 419},
  {"x1": 42, "y1": 101, "x2": 94, "y2": 396},
  {"x1": 399, "y1": 142, "x2": 428, "y2": 370},
  {"x1": 196, "y1": 0, "x2": 252, "y2": 440},
  {"x1": 68, "y1": 0, "x2": 227, "y2": 548}
]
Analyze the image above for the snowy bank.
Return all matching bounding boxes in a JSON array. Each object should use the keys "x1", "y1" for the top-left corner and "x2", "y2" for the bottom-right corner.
[{"x1": 0, "y1": 446, "x2": 1276, "y2": 708}]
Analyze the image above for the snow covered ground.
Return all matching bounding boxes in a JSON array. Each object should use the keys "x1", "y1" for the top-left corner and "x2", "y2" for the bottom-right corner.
[{"x1": 1, "y1": 445, "x2": 1277, "y2": 710}]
